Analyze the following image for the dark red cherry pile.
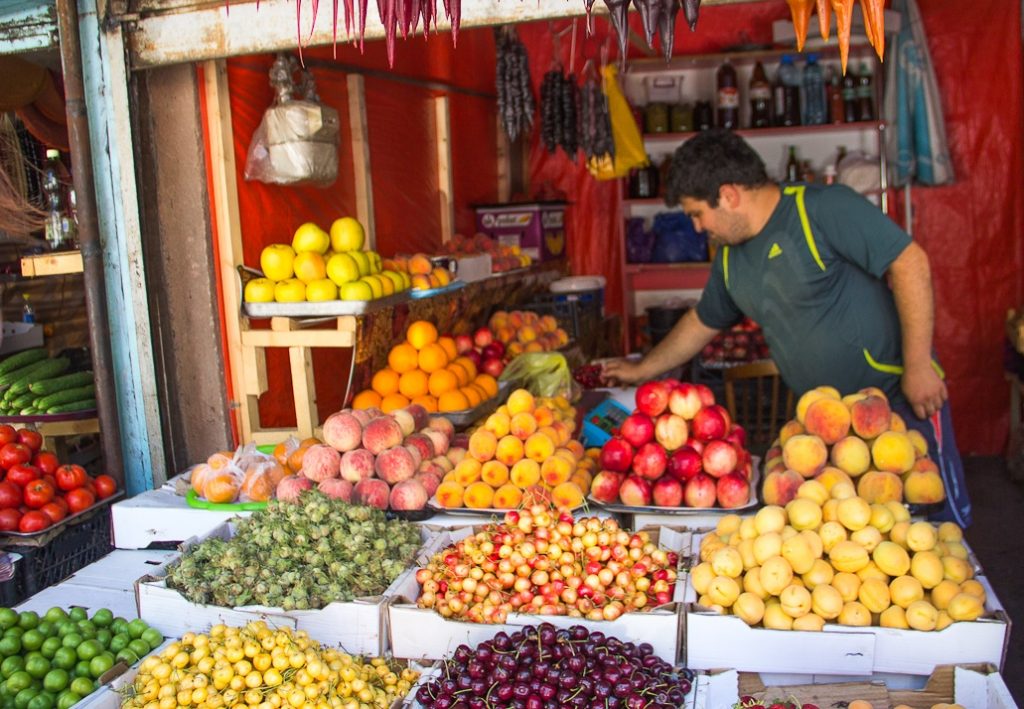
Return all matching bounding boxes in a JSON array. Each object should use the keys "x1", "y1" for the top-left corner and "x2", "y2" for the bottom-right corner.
[{"x1": 414, "y1": 623, "x2": 693, "y2": 709}]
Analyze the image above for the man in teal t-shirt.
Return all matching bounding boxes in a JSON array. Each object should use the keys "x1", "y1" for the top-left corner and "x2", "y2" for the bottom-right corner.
[{"x1": 605, "y1": 130, "x2": 971, "y2": 526}]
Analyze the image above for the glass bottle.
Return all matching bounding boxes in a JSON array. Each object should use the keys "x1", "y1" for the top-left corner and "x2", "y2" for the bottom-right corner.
[
  {"x1": 749, "y1": 62, "x2": 772, "y2": 129},
  {"x1": 785, "y1": 146, "x2": 801, "y2": 183},
  {"x1": 716, "y1": 59, "x2": 740, "y2": 129}
]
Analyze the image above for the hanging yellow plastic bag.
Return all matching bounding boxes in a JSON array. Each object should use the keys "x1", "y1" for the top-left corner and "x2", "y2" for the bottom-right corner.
[{"x1": 590, "y1": 65, "x2": 648, "y2": 180}]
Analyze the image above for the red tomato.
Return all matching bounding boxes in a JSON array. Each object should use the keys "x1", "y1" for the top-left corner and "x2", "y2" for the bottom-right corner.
[
  {"x1": 0, "y1": 443, "x2": 32, "y2": 471},
  {"x1": 6, "y1": 464, "x2": 39, "y2": 488},
  {"x1": 32, "y1": 452, "x2": 59, "y2": 476},
  {"x1": 39, "y1": 501, "x2": 66, "y2": 524},
  {"x1": 65, "y1": 488, "x2": 95, "y2": 514},
  {"x1": 41, "y1": 474, "x2": 56, "y2": 490},
  {"x1": 16, "y1": 429, "x2": 42, "y2": 453},
  {"x1": 93, "y1": 475, "x2": 117, "y2": 500},
  {"x1": 18, "y1": 510, "x2": 50, "y2": 533},
  {"x1": 0, "y1": 482, "x2": 21, "y2": 509},
  {"x1": 23, "y1": 479, "x2": 55, "y2": 509},
  {"x1": 55, "y1": 465, "x2": 88, "y2": 492},
  {"x1": 50, "y1": 496, "x2": 68, "y2": 515},
  {"x1": 0, "y1": 509, "x2": 20, "y2": 532},
  {"x1": 0, "y1": 426, "x2": 15, "y2": 446}
]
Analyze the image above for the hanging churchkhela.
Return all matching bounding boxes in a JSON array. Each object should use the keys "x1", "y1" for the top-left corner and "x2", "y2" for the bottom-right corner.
[
  {"x1": 783, "y1": 0, "x2": 886, "y2": 73},
  {"x1": 495, "y1": 27, "x2": 536, "y2": 142}
]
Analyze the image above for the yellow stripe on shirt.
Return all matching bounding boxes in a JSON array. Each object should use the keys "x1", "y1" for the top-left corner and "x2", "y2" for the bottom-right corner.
[{"x1": 784, "y1": 185, "x2": 826, "y2": 272}]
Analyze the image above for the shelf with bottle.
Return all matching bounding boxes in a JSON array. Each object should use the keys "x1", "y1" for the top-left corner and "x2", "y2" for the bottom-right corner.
[{"x1": 640, "y1": 120, "x2": 886, "y2": 146}]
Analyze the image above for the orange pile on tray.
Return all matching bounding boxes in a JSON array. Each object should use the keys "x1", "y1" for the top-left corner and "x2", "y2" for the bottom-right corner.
[{"x1": 353, "y1": 320, "x2": 499, "y2": 414}]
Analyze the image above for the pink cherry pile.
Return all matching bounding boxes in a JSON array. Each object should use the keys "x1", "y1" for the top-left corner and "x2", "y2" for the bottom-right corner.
[{"x1": 589, "y1": 380, "x2": 754, "y2": 509}]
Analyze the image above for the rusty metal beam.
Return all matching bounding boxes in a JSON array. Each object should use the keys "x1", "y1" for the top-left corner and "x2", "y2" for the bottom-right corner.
[
  {"x1": 126, "y1": 0, "x2": 754, "y2": 69},
  {"x1": 0, "y1": 0, "x2": 58, "y2": 55}
]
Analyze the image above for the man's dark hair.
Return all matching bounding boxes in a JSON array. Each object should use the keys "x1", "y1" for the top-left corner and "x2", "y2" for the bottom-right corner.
[{"x1": 664, "y1": 129, "x2": 770, "y2": 208}]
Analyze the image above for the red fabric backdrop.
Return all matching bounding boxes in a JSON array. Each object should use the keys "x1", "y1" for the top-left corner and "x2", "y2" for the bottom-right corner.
[
  {"x1": 206, "y1": 1, "x2": 1023, "y2": 452},
  {"x1": 215, "y1": 33, "x2": 499, "y2": 428},
  {"x1": 516, "y1": 1, "x2": 1024, "y2": 455}
]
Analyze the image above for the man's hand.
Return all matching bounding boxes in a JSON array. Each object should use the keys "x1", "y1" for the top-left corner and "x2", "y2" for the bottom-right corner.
[
  {"x1": 901, "y1": 362, "x2": 947, "y2": 419},
  {"x1": 601, "y1": 359, "x2": 647, "y2": 386}
]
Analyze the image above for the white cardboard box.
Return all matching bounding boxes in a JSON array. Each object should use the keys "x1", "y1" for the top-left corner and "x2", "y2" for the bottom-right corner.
[
  {"x1": 388, "y1": 525, "x2": 691, "y2": 663},
  {"x1": 453, "y1": 254, "x2": 492, "y2": 282},
  {"x1": 135, "y1": 522, "x2": 440, "y2": 656},
  {"x1": 684, "y1": 532, "x2": 1011, "y2": 677},
  {"x1": 112, "y1": 487, "x2": 252, "y2": 549}
]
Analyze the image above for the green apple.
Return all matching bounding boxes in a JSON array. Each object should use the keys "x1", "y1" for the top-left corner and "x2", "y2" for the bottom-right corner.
[
  {"x1": 329, "y1": 217, "x2": 365, "y2": 252},
  {"x1": 326, "y1": 253, "x2": 359, "y2": 286},
  {"x1": 339, "y1": 281, "x2": 373, "y2": 301}
]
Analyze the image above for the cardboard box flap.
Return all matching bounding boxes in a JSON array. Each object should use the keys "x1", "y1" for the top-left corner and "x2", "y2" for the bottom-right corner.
[{"x1": 736, "y1": 672, "x2": 889, "y2": 707}]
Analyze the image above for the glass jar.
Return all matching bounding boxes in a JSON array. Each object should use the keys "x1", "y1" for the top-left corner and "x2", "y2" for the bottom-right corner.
[
  {"x1": 644, "y1": 103, "x2": 670, "y2": 134},
  {"x1": 670, "y1": 103, "x2": 693, "y2": 133}
]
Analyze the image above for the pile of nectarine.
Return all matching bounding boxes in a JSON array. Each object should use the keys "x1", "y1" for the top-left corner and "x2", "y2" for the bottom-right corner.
[
  {"x1": 485, "y1": 311, "x2": 570, "y2": 359},
  {"x1": 434, "y1": 390, "x2": 589, "y2": 510},
  {"x1": 589, "y1": 380, "x2": 755, "y2": 510},
  {"x1": 762, "y1": 386, "x2": 945, "y2": 508}
]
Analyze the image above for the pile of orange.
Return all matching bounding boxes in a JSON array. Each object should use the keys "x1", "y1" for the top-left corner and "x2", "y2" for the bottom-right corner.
[{"x1": 352, "y1": 320, "x2": 499, "y2": 413}]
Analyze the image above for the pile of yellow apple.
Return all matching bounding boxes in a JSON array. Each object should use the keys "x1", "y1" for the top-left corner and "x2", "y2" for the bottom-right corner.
[
  {"x1": 435, "y1": 389, "x2": 593, "y2": 510},
  {"x1": 763, "y1": 386, "x2": 945, "y2": 508},
  {"x1": 243, "y1": 217, "x2": 411, "y2": 303},
  {"x1": 692, "y1": 488, "x2": 986, "y2": 632}
]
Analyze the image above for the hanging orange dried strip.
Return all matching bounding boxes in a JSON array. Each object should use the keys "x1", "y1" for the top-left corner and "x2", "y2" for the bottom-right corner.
[{"x1": 785, "y1": 0, "x2": 816, "y2": 52}]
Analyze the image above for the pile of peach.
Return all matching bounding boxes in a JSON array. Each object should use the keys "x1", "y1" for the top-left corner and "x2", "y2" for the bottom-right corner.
[
  {"x1": 380, "y1": 253, "x2": 455, "y2": 291},
  {"x1": 692, "y1": 489, "x2": 985, "y2": 632},
  {"x1": 486, "y1": 311, "x2": 570, "y2": 359},
  {"x1": 763, "y1": 386, "x2": 945, "y2": 508},
  {"x1": 437, "y1": 232, "x2": 532, "y2": 273},
  {"x1": 271, "y1": 403, "x2": 464, "y2": 512},
  {"x1": 352, "y1": 320, "x2": 500, "y2": 414},
  {"x1": 434, "y1": 390, "x2": 592, "y2": 510}
]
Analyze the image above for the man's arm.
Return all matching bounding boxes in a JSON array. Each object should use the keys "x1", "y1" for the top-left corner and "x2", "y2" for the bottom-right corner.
[
  {"x1": 888, "y1": 241, "x2": 947, "y2": 419},
  {"x1": 603, "y1": 309, "x2": 721, "y2": 384}
]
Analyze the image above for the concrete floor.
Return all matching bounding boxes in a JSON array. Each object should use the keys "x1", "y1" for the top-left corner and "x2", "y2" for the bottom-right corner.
[{"x1": 961, "y1": 456, "x2": 1023, "y2": 702}]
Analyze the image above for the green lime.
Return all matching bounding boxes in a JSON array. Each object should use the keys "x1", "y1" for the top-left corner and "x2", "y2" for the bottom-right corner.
[
  {"x1": 107, "y1": 635, "x2": 128, "y2": 654},
  {"x1": 70, "y1": 663, "x2": 89, "y2": 681},
  {"x1": 19, "y1": 633, "x2": 42, "y2": 654},
  {"x1": 52, "y1": 626, "x2": 72, "y2": 641},
  {"x1": 4, "y1": 629, "x2": 23, "y2": 641},
  {"x1": 54, "y1": 691, "x2": 79, "y2": 709},
  {"x1": 57, "y1": 636, "x2": 79, "y2": 652},
  {"x1": 0, "y1": 683, "x2": 11, "y2": 700},
  {"x1": 73, "y1": 625, "x2": 94, "y2": 642},
  {"x1": 139, "y1": 628, "x2": 162, "y2": 649},
  {"x1": 46, "y1": 651, "x2": 72, "y2": 676},
  {"x1": 26, "y1": 690, "x2": 53, "y2": 709},
  {"x1": 12, "y1": 687, "x2": 37, "y2": 709},
  {"x1": 0, "y1": 637, "x2": 21, "y2": 658},
  {"x1": 33, "y1": 625, "x2": 51, "y2": 641},
  {"x1": 85, "y1": 656, "x2": 111, "y2": 681},
  {"x1": 0, "y1": 613, "x2": 17, "y2": 633},
  {"x1": 0, "y1": 658, "x2": 23, "y2": 680},
  {"x1": 40, "y1": 672, "x2": 66, "y2": 696},
  {"x1": 125, "y1": 621, "x2": 146, "y2": 641},
  {"x1": 38, "y1": 640, "x2": 60, "y2": 661},
  {"x1": 93, "y1": 630, "x2": 111, "y2": 649},
  {"x1": 126, "y1": 640, "x2": 149, "y2": 659},
  {"x1": 109, "y1": 619, "x2": 127, "y2": 637},
  {"x1": 67, "y1": 678, "x2": 92, "y2": 699},
  {"x1": 88, "y1": 611, "x2": 111, "y2": 630},
  {"x1": 23, "y1": 657, "x2": 47, "y2": 681},
  {"x1": 40, "y1": 611, "x2": 64, "y2": 627},
  {"x1": 16, "y1": 615, "x2": 37, "y2": 632},
  {"x1": 65, "y1": 610, "x2": 85, "y2": 625},
  {"x1": 114, "y1": 649, "x2": 137, "y2": 666},
  {"x1": 5, "y1": 673, "x2": 31, "y2": 694},
  {"x1": 73, "y1": 642, "x2": 100, "y2": 664}
]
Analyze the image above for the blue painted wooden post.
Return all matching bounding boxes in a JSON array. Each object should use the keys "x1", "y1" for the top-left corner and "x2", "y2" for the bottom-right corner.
[{"x1": 75, "y1": 0, "x2": 165, "y2": 494}]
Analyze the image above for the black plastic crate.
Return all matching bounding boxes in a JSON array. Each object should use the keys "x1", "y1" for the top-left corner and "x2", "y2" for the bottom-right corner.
[
  {"x1": 518, "y1": 292, "x2": 603, "y2": 357},
  {"x1": 4, "y1": 509, "x2": 112, "y2": 603}
]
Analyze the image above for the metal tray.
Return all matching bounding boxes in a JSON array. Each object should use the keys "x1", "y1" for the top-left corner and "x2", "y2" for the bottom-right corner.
[
  {"x1": 0, "y1": 410, "x2": 97, "y2": 425},
  {"x1": 426, "y1": 498, "x2": 587, "y2": 517},
  {"x1": 428, "y1": 381, "x2": 512, "y2": 429},
  {"x1": 587, "y1": 458, "x2": 761, "y2": 515},
  {"x1": 242, "y1": 290, "x2": 411, "y2": 318},
  {"x1": 408, "y1": 281, "x2": 467, "y2": 299}
]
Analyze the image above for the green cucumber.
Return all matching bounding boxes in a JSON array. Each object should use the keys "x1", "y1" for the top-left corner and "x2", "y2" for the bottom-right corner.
[
  {"x1": 10, "y1": 393, "x2": 35, "y2": 411},
  {"x1": 29, "y1": 370, "x2": 94, "y2": 396},
  {"x1": 9, "y1": 357, "x2": 70, "y2": 395},
  {"x1": 0, "y1": 349, "x2": 47, "y2": 376},
  {"x1": 46, "y1": 398, "x2": 95, "y2": 414},
  {"x1": 0, "y1": 358, "x2": 58, "y2": 388},
  {"x1": 35, "y1": 385, "x2": 95, "y2": 411},
  {"x1": 19, "y1": 407, "x2": 39, "y2": 416}
]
